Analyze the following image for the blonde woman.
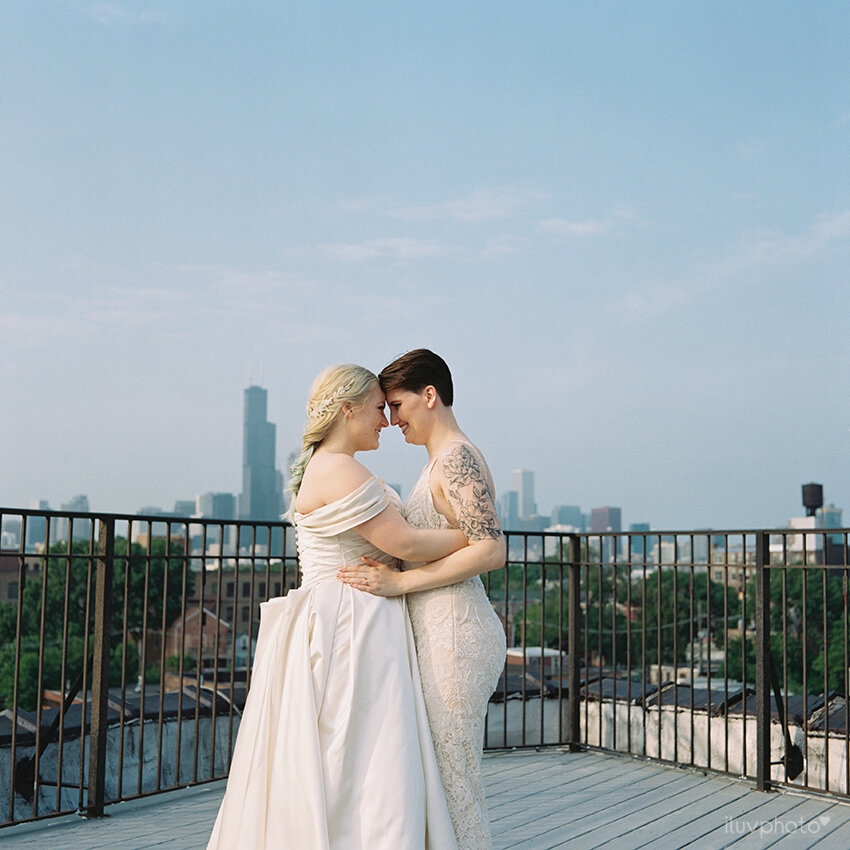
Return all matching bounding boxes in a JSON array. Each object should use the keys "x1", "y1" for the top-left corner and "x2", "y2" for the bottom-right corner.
[{"x1": 208, "y1": 365, "x2": 460, "y2": 850}]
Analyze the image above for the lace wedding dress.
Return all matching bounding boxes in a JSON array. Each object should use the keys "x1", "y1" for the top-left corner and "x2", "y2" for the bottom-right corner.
[
  {"x1": 207, "y1": 476, "x2": 457, "y2": 850},
  {"x1": 403, "y1": 441, "x2": 507, "y2": 850}
]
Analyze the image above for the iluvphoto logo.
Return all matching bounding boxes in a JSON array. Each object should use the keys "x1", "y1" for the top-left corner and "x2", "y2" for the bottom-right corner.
[{"x1": 724, "y1": 814, "x2": 831, "y2": 836}]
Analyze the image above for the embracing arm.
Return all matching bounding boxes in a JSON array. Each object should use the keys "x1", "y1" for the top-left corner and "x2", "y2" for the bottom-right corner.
[
  {"x1": 339, "y1": 443, "x2": 505, "y2": 595},
  {"x1": 355, "y1": 504, "x2": 467, "y2": 563},
  {"x1": 394, "y1": 443, "x2": 504, "y2": 592}
]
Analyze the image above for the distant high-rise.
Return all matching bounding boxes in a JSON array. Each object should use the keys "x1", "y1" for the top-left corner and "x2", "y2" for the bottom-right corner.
[
  {"x1": 592, "y1": 506, "x2": 622, "y2": 562},
  {"x1": 552, "y1": 505, "x2": 584, "y2": 530},
  {"x1": 591, "y1": 506, "x2": 622, "y2": 533},
  {"x1": 239, "y1": 386, "x2": 281, "y2": 521},
  {"x1": 498, "y1": 491, "x2": 519, "y2": 530},
  {"x1": 197, "y1": 492, "x2": 237, "y2": 520},
  {"x1": 510, "y1": 469, "x2": 536, "y2": 519},
  {"x1": 58, "y1": 494, "x2": 90, "y2": 541}
]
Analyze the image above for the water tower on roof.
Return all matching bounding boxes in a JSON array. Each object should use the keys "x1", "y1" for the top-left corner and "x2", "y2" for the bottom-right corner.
[{"x1": 802, "y1": 483, "x2": 823, "y2": 518}]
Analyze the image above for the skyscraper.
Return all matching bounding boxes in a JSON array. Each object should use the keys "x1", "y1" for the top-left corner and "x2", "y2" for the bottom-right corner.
[
  {"x1": 510, "y1": 469, "x2": 536, "y2": 519},
  {"x1": 239, "y1": 386, "x2": 281, "y2": 521}
]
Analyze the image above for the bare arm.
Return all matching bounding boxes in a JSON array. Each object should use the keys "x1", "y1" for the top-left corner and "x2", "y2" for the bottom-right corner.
[
  {"x1": 339, "y1": 443, "x2": 505, "y2": 595},
  {"x1": 355, "y1": 505, "x2": 467, "y2": 563}
]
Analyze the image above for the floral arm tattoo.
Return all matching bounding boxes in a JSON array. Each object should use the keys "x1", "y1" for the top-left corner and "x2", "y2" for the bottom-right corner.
[{"x1": 441, "y1": 443, "x2": 503, "y2": 542}]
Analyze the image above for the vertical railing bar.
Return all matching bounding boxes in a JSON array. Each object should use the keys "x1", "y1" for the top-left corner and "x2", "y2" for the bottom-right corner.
[
  {"x1": 9, "y1": 514, "x2": 28, "y2": 822},
  {"x1": 672, "y1": 536, "x2": 678, "y2": 765},
  {"x1": 155, "y1": 525, "x2": 172, "y2": 791},
  {"x1": 210, "y1": 525, "x2": 225, "y2": 779},
  {"x1": 802, "y1": 533, "x2": 809, "y2": 788},
  {"x1": 722, "y1": 534, "x2": 730, "y2": 774},
  {"x1": 136, "y1": 520, "x2": 153, "y2": 796},
  {"x1": 32, "y1": 515, "x2": 52, "y2": 816},
  {"x1": 557, "y1": 536, "x2": 565, "y2": 745},
  {"x1": 538, "y1": 548, "x2": 546, "y2": 746},
  {"x1": 626, "y1": 536, "x2": 632, "y2": 755},
  {"x1": 641, "y1": 543, "x2": 647, "y2": 758},
  {"x1": 755, "y1": 531, "x2": 770, "y2": 792},
  {"x1": 705, "y1": 535, "x2": 712, "y2": 771},
  {"x1": 246, "y1": 525, "x2": 258, "y2": 694},
  {"x1": 596, "y1": 538, "x2": 602, "y2": 748},
  {"x1": 55, "y1": 526, "x2": 74, "y2": 811},
  {"x1": 520, "y1": 534, "x2": 528, "y2": 748},
  {"x1": 193, "y1": 521, "x2": 208, "y2": 783},
  {"x1": 822, "y1": 539, "x2": 829, "y2": 791},
  {"x1": 609, "y1": 545, "x2": 617, "y2": 749},
  {"x1": 583, "y1": 546, "x2": 589, "y2": 743},
  {"x1": 568, "y1": 534, "x2": 580, "y2": 750},
  {"x1": 77, "y1": 519, "x2": 96, "y2": 810},
  {"x1": 688, "y1": 540, "x2": 695, "y2": 766},
  {"x1": 228, "y1": 528, "x2": 242, "y2": 768},
  {"x1": 840, "y1": 534, "x2": 850, "y2": 794},
  {"x1": 117, "y1": 524, "x2": 133, "y2": 801},
  {"x1": 656, "y1": 535, "x2": 662, "y2": 762},
  {"x1": 500, "y1": 547, "x2": 508, "y2": 748},
  {"x1": 741, "y1": 534, "x2": 749, "y2": 778},
  {"x1": 86, "y1": 516, "x2": 115, "y2": 817},
  {"x1": 175, "y1": 522, "x2": 190, "y2": 786},
  {"x1": 781, "y1": 533, "x2": 789, "y2": 790}
]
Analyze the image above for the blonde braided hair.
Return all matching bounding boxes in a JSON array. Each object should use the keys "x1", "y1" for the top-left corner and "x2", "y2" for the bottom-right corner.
[{"x1": 287, "y1": 364, "x2": 379, "y2": 515}]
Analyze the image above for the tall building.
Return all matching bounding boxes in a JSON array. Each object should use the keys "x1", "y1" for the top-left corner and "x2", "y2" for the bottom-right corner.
[
  {"x1": 510, "y1": 469, "x2": 536, "y2": 519},
  {"x1": 57, "y1": 494, "x2": 91, "y2": 541},
  {"x1": 239, "y1": 386, "x2": 281, "y2": 521},
  {"x1": 591, "y1": 506, "x2": 622, "y2": 562},
  {"x1": 591, "y1": 506, "x2": 622, "y2": 534},
  {"x1": 196, "y1": 492, "x2": 237, "y2": 520},
  {"x1": 552, "y1": 505, "x2": 584, "y2": 530},
  {"x1": 498, "y1": 491, "x2": 519, "y2": 530}
]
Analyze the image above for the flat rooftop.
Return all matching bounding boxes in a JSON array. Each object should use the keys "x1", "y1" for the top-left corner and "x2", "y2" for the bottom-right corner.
[{"x1": 2, "y1": 749, "x2": 849, "y2": 849}]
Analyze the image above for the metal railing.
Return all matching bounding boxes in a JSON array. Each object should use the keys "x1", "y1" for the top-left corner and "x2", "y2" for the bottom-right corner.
[
  {"x1": 0, "y1": 507, "x2": 848, "y2": 828},
  {"x1": 0, "y1": 507, "x2": 297, "y2": 826},
  {"x1": 484, "y1": 527, "x2": 850, "y2": 800}
]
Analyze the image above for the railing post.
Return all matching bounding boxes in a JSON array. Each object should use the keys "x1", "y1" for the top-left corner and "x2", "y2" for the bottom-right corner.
[
  {"x1": 567, "y1": 534, "x2": 582, "y2": 751},
  {"x1": 86, "y1": 517, "x2": 115, "y2": 817},
  {"x1": 755, "y1": 531, "x2": 772, "y2": 791}
]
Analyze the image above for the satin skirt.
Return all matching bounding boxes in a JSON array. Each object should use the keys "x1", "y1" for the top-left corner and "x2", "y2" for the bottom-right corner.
[{"x1": 207, "y1": 580, "x2": 457, "y2": 850}]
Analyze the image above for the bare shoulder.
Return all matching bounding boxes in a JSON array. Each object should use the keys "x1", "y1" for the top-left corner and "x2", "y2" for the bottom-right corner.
[
  {"x1": 436, "y1": 440, "x2": 501, "y2": 542},
  {"x1": 296, "y1": 452, "x2": 375, "y2": 513}
]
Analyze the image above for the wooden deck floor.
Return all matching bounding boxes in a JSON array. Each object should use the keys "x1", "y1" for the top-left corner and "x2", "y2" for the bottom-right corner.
[{"x1": 2, "y1": 749, "x2": 850, "y2": 849}]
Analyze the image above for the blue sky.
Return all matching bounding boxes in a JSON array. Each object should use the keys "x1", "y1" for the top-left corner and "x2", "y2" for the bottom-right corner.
[{"x1": 2, "y1": 1, "x2": 848, "y2": 530}]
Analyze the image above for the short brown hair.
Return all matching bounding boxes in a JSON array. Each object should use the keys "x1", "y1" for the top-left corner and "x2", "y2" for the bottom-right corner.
[{"x1": 379, "y1": 349, "x2": 454, "y2": 406}]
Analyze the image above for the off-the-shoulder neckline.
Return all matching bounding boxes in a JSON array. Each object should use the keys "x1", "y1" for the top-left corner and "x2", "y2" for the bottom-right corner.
[{"x1": 293, "y1": 474, "x2": 382, "y2": 519}]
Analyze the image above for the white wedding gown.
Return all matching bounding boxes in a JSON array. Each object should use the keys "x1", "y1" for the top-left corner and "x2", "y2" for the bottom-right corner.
[
  {"x1": 207, "y1": 476, "x2": 457, "y2": 850},
  {"x1": 403, "y1": 441, "x2": 507, "y2": 850}
]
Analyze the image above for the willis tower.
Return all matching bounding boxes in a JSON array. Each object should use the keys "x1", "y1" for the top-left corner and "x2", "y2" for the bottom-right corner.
[{"x1": 239, "y1": 386, "x2": 281, "y2": 521}]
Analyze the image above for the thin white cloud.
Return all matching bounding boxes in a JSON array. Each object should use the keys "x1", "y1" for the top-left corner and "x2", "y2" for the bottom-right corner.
[
  {"x1": 322, "y1": 238, "x2": 450, "y2": 262},
  {"x1": 86, "y1": 3, "x2": 167, "y2": 26},
  {"x1": 714, "y1": 210, "x2": 850, "y2": 275},
  {"x1": 538, "y1": 218, "x2": 609, "y2": 237},
  {"x1": 2, "y1": 261, "x2": 310, "y2": 342},
  {"x1": 612, "y1": 286, "x2": 688, "y2": 322},
  {"x1": 480, "y1": 234, "x2": 531, "y2": 257},
  {"x1": 341, "y1": 188, "x2": 546, "y2": 223}
]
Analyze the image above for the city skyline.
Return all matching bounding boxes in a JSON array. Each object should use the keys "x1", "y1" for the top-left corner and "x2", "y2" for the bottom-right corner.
[
  {"x1": 2, "y1": 3, "x2": 848, "y2": 530},
  {"x1": 8, "y1": 386, "x2": 844, "y2": 536}
]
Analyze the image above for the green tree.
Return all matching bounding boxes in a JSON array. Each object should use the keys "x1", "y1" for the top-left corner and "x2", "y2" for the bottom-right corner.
[{"x1": 0, "y1": 536, "x2": 192, "y2": 710}]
